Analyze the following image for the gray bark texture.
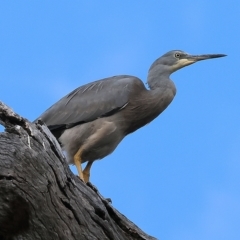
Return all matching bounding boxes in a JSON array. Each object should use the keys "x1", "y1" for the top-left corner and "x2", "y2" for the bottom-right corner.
[{"x1": 0, "y1": 101, "x2": 157, "y2": 240}]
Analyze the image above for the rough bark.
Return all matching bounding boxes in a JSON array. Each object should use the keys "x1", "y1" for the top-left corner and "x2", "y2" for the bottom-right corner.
[{"x1": 0, "y1": 101, "x2": 157, "y2": 240}]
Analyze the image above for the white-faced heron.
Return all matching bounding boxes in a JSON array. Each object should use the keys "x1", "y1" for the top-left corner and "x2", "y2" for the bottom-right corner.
[{"x1": 35, "y1": 50, "x2": 226, "y2": 182}]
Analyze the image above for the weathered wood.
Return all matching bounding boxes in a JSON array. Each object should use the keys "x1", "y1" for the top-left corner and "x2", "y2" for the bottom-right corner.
[{"x1": 0, "y1": 101, "x2": 157, "y2": 240}]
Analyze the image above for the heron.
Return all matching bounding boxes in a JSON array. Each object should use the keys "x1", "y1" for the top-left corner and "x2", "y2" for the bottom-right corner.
[{"x1": 35, "y1": 50, "x2": 226, "y2": 183}]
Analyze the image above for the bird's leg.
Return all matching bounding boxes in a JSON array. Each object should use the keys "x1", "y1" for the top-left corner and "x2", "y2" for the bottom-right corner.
[
  {"x1": 73, "y1": 148, "x2": 84, "y2": 182},
  {"x1": 83, "y1": 161, "x2": 93, "y2": 183}
]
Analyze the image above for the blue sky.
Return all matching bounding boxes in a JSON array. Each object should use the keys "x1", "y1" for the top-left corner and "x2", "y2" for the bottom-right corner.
[{"x1": 0, "y1": 1, "x2": 239, "y2": 239}]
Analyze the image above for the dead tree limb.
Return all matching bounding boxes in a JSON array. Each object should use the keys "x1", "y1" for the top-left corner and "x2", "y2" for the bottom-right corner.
[{"x1": 0, "y1": 101, "x2": 157, "y2": 240}]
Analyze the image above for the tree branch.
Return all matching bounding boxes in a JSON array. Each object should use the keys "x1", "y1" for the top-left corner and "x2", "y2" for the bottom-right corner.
[{"x1": 0, "y1": 101, "x2": 157, "y2": 240}]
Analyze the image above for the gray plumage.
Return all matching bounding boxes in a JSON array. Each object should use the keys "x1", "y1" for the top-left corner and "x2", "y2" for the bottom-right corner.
[{"x1": 35, "y1": 50, "x2": 226, "y2": 182}]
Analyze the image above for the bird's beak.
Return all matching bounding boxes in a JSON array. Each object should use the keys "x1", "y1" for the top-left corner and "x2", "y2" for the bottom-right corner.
[{"x1": 185, "y1": 53, "x2": 227, "y2": 62}]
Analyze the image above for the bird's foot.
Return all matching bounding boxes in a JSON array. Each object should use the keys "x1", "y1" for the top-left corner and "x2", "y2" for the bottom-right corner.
[
  {"x1": 82, "y1": 171, "x2": 90, "y2": 183},
  {"x1": 76, "y1": 172, "x2": 89, "y2": 183}
]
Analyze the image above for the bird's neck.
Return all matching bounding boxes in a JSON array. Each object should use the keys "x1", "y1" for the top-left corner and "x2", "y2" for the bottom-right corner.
[
  {"x1": 148, "y1": 71, "x2": 177, "y2": 121},
  {"x1": 147, "y1": 69, "x2": 173, "y2": 90},
  {"x1": 146, "y1": 75, "x2": 176, "y2": 121},
  {"x1": 124, "y1": 74, "x2": 176, "y2": 135}
]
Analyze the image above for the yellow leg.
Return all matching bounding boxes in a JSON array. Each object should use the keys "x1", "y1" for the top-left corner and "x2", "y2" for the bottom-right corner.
[
  {"x1": 83, "y1": 161, "x2": 93, "y2": 183},
  {"x1": 73, "y1": 148, "x2": 84, "y2": 182}
]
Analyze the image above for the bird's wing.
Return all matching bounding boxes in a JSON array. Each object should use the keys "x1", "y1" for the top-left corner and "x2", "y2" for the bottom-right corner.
[{"x1": 36, "y1": 75, "x2": 146, "y2": 131}]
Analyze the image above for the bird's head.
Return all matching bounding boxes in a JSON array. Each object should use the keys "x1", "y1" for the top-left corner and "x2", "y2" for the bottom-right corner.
[
  {"x1": 149, "y1": 50, "x2": 226, "y2": 75},
  {"x1": 147, "y1": 50, "x2": 226, "y2": 90}
]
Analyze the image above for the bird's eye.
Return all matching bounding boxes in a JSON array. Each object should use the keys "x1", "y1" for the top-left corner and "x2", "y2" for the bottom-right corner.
[{"x1": 175, "y1": 53, "x2": 181, "y2": 58}]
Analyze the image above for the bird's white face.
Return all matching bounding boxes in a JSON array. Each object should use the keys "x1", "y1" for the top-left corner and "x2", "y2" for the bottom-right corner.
[
  {"x1": 170, "y1": 58, "x2": 196, "y2": 72},
  {"x1": 166, "y1": 51, "x2": 194, "y2": 72}
]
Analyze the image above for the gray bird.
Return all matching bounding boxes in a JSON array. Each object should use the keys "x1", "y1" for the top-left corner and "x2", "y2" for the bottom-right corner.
[{"x1": 35, "y1": 50, "x2": 226, "y2": 182}]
